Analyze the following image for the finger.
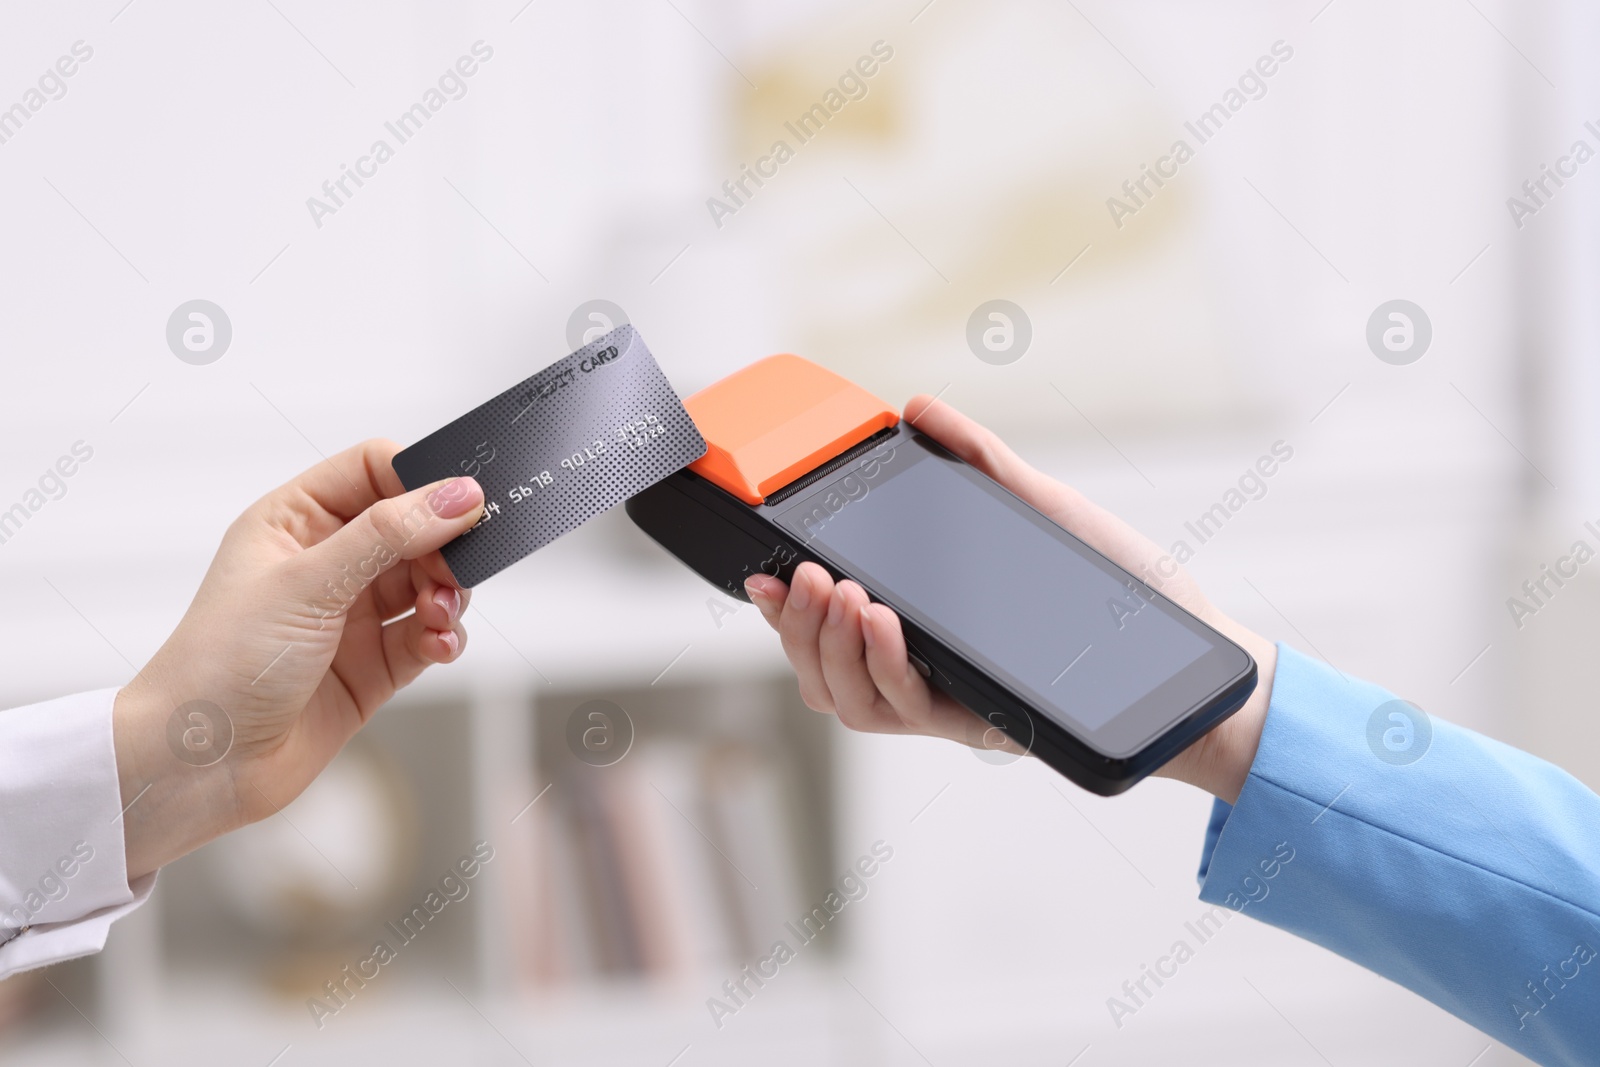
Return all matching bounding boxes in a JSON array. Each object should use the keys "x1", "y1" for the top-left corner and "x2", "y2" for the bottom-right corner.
[
  {"x1": 412, "y1": 547, "x2": 466, "y2": 594},
  {"x1": 380, "y1": 613, "x2": 469, "y2": 693},
  {"x1": 291, "y1": 477, "x2": 484, "y2": 606},
  {"x1": 859, "y1": 603, "x2": 989, "y2": 745},
  {"x1": 902, "y1": 394, "x2": 1167, "y2": 581},
  {"x1": 745, "y1": 574, "x2": 787, "y2": 630},
  {"x1": 819, "y1": 582, "x2": 897, "y2": 732},
  {"x1": 412, "y1": 568, "x2": 469, "y2": 631},
  {"x1": 369, "y1": 560, "x2": 423, "y2": 623},
  {"x1": 364, "y1": 558, "x2": 469, "y2": 627},
  {"x1": 777, "y1": 562, "x2": 836, "y2": 712},
  {"x1": 256, "y1": 439, "x2": 409, "y2": 548}
]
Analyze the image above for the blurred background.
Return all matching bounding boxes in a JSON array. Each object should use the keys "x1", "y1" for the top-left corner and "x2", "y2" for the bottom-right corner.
[{"x1": 2, "y1": 0, "x2": 1597, "y2": 1063}]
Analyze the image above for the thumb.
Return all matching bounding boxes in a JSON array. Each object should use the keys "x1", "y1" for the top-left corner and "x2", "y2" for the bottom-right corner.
[{"x1": 293, "y1": 476, "x2": 484, "y2": 603}]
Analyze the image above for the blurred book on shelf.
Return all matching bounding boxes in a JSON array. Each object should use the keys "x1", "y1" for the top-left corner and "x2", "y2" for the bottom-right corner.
[
  {"x1": 513, "y1": 674, "x2": 837, "y2": 990},
  {"x1": 702, "y1": 741, "x2": 808, "y2": 962},
  {"x1": 520, "y1": 733, "x2": 813, "y2": 986}
]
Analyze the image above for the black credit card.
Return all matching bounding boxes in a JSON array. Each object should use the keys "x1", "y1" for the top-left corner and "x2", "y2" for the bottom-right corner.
[{"x1": 392, "y1": 325, "x2": 707, "y2": 587}]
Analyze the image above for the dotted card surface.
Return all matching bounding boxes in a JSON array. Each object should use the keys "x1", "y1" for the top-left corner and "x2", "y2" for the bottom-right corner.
[{"x1": 392, "y1": 325, "x2": 706, "y2": 587}]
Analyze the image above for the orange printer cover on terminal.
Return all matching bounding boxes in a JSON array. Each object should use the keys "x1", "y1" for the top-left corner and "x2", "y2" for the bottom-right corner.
[{"x1": 684, "y1": 354, "x2": 900, "y2": 505}]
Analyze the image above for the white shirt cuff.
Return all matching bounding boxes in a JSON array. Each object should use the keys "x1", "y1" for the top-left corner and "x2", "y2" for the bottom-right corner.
[{"x1": 0, "y1": 688, "x2": 156, "y2": 978}]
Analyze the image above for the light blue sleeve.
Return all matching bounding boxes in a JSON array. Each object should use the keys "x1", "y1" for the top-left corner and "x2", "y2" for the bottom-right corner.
[{"x1": 1196, "y1": 644, "x2": 1600, "y2": 1066}]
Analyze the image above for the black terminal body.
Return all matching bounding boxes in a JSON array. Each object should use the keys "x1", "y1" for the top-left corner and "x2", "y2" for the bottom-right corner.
[{"x1": 627, "y1": 421, "x2": 1256, "y2": 796}]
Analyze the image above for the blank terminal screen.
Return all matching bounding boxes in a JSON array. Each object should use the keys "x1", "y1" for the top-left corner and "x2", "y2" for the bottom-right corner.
[{"x1": 780, "y1": 443, "x2": 1210, "y2": 735}]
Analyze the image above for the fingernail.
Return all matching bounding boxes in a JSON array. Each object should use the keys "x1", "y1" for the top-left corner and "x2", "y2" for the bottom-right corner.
[
  {"x1": 439, "y1": 630, "x2": 460, "y2": 657},
  {"x1": 746, "y1": 575, "x2": 782, "y2": 608},
  {"x1": 428, "y1": 478, "x2": 483, "y2": 519},
  {"x1": 434, "y1": 586, "x2": 461, "y2": 622},
  {"x1": 859, "y1": 607, "x2": 875, "y2": 648},
  {"x1": 789, "y1": 572, "x2": 811, "y2": 612}
]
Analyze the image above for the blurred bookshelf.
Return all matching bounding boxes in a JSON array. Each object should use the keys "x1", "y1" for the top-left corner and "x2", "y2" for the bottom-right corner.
[
  {"x1": 521, "y1": 679, "x2": 836, "y2": 988},
  {"x1": 0, "y1": 664, "x2": 846, "y2": 1062}
]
